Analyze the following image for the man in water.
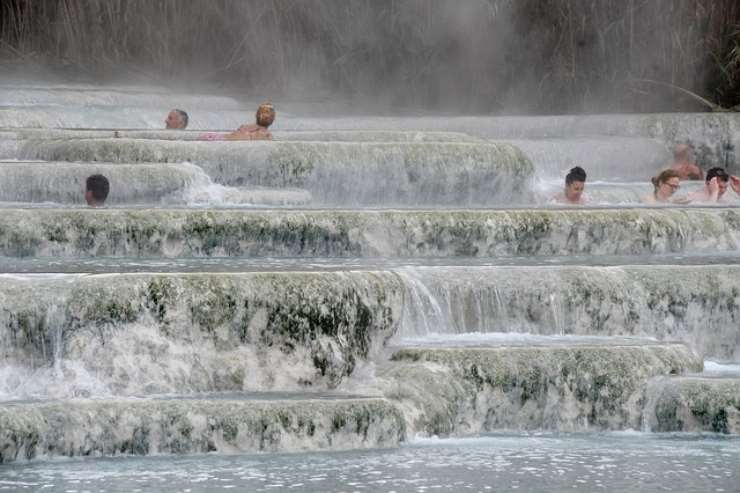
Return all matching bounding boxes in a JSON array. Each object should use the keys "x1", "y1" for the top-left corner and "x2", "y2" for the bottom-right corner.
[
  {"x1": 553, "y1": 166, "x2": 587, "y2": 204},
  {"x1": 670, "y1": 144, "x2": 703, "y2": 180},
  {"x1": 687, "y1": 167, "x2": 740, "y2": 203},
  {"x1": 85, "y1": 174, "x2": 110, "y2": 207},
  {"x1": 224, "y1": 102, "x2": 275, "y2": 140},
  {"x1": 165, "y1": 109, "x2": 189, "y2": 129}
]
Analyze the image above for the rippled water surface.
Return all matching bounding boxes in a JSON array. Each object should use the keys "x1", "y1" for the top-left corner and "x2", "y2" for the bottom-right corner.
[
  {"x1": 2, "y1": 253, "x2": 740, "y2": 273},
  {"x1": 1, "y1": 433, "x2": 738, "y2": 493}
]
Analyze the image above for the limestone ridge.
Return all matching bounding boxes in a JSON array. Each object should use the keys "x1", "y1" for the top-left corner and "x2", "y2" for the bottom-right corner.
[
  {"x1": 0, "y1": 273, "x2": 405, "y2": 396},
  {"x1": 643, "y1": 377, "x2": 740, "y2": 434},
  {"x1": 1, "y1": 267, "x2": 738, "y2": 394},
  {"x1": 18, "y1": 139, "x2": 534, "y2": 206},
  {"x1": 0, "y1": 397, "x2": 406, "y2": 462},
  {"x1": 383, "y1": 344, "x2": 701, "y2": 434},
  {"x1": 0, "y1": 208, "x2": 736, "y2": 258},
  {"x1": 0, "y1": 82, "x2": 739, "y2": 465}
]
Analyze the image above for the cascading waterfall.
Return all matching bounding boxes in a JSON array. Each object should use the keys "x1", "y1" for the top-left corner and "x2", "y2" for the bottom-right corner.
[
  {"x1": 392, "y1": 265, "x2": 740, "y2": 359},
  {"x1": 17, "y1": 139, "x2": 535, "y2": 206},
  {"x1": 0, "y1": 80, "x2": 738, "y2": 492}
]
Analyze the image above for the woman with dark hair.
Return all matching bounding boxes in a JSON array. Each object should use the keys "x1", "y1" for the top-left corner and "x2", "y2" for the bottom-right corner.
[
  {"x1": 553, "y1": 166, "x2": 588, "y2": 204},
  {"x1": 85, "y1": 174, "x2": 110, "y2": 207}
]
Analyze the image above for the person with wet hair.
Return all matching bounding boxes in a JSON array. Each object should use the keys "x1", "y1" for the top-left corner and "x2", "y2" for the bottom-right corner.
[
  {"x1": 553, "y1": 166, "x2": 588, "y2": 205},
  {"x1": 85, "y1": 174, "x2": 110, "y2": 207},
  {"x1": 165, "y1": 109, "x2": 189, "y2": 129},
  {"x1": 643, "y1": 169, "x2": 688, "y2": 204},
  {"x1": 687, "y1": 167, "x2": 740, "y2": 203},
  {"x1": 224, "y1": 102, "x2": 275, "y2": 141},
  {"x1": 670, "y1": 143, "x2": 703, "y2": 180}
]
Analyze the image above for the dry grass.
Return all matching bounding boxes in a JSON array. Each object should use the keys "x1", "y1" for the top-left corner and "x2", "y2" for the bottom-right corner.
[{"x1": 0, "y1": 0, "x2": 738, "y2": 113}]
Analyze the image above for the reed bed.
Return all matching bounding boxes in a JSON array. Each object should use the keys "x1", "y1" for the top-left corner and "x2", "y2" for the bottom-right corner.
[{"x1": 1, "y1": 0, "x2": 738, "y2": 113}]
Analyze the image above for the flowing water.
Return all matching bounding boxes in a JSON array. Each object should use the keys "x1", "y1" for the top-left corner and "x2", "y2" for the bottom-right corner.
[
  {"x1": 0, "y1": 80, "x2": 739, "y2": 491},
  {"x1": 1, "y1": 433, "x2": 738, "y2": 493}
]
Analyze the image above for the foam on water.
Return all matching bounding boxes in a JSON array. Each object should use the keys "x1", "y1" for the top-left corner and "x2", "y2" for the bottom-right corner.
[
  {"x1": 702, "y1": 361, "x2": 740, "y2": 377},
  {"x1": 0, "y1": 361, "x2": 112, "y2": 401},
  {"x1": 1, "y1": 433, "x2": 737, "y2": 492},
  {"x1": 394, "y1": 331, "x2": 660, "y2": 348},
  {"x1": 0, "y1": 253, "x2": 739, "y2": 274},
  {"x1": 164, "y1": 162, "x2": 312, "y2": 207},
  {"x1": 535, "y1": 179, "x2": 724, "y2": 205}
]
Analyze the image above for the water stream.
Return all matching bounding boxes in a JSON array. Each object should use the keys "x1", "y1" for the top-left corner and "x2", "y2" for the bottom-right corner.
[{"x1": 0, "y1": 80, "x2": 738, "y2": 489}]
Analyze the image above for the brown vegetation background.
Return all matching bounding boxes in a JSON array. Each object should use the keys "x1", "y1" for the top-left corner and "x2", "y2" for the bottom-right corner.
[{"x1": 1, "y1": 0, "x2": 738, "y2": 114}]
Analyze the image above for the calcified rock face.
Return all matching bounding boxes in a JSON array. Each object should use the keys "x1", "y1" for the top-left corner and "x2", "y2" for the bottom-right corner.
[
  {"x1": 381, "y1": 344, "x2": 701, "y2": 435},
  {"x1": 398, "y1": 265, "x2": 740, "y2": 360},
  {"x1": 19, "y1": 140, "x2": 534, "y2": 206},
  {"x1": 494, "y1": 137, "x2": 672, "y2": 181},
  {"x1": 1, "y1": 266, "x2": 737, "y2": 401},
  {"x1": 9, "y1": 129, "x2": 484, "y2": 143},
  {"x1": 0, "y1": 162, "x2": 195, "y2": 204},
  {"x1": 644, "y1": 377, "x2": 740, "y2": 433},
  {"x1": 0, "y1": 397, "x2": 405, "y2": 463},
  {"x1": 0, "y1": 208, "x2": 736, "y2": 258},
  {"x1": 442, "y1": 113, "x2": 740, "y2": 172},
  {"x1": 0, "y1": 273, "x2": 404, "y2": 397},
  {"x1": 0, "y1": 161, "x2": 309, "y2": 206},
  {"x1": 2, "y1": 111, "x2": 737, "y2": 171}
]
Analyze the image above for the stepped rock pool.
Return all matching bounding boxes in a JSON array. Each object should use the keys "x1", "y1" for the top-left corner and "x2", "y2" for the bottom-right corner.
[{"x1": 1, "y1": 81, "x2": 739, "y2": 490}]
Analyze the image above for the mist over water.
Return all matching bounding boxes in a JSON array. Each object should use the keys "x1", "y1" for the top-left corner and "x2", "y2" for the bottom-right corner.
[
  {"x1": 0, "y1": 3, "x2": 739, "y2": 491},
  {"x1": 1, "y1": 0, "x2": 738, "y2": 113}
]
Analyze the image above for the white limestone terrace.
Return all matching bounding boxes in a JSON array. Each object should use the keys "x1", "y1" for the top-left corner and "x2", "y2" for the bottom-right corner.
[
  {"x1": 0, "y1": 395, "x2": 406, "y2": 462},
  {"x1": 15, "y1": 139, "x2": 534, "y2": 206},
  {"x1": 0, "y1": 267, "x2": 737, "y2": 403},
  {"x1": 642, "y1": 375, "x2": 740, "y2": 433},
  {"x1": 0, "y1": 79, "x2": 738, "y2": 468},
  {"x1": 498, "y1": 137, "x2": 672, "y2": 181},
  {"x1": 381, "y1": 342, "x2": 700, "y2": 434},
  {"x1": 1, "y1": 106, "x2": 736, "y2": 171},
  {"x1": 0, "y1": 160, "x2": 311, "y2": 207},
  {"x1": 0, "y1": 128, "x2": 485, "y2": 142},
  {"x1": 0, "y1": 207, "x2": 736, "y2": 258}
]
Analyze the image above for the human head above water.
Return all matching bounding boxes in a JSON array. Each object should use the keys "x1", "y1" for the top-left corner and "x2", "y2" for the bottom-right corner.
[
  {"x1": 673, "y1": 143, "x2": 693, "y2": 163},
  {"x1": 706, "y1": 166, "x2": 730, "y2": 197},
  {"x1": 85, "y1": 174, "x2": 110, "y2": 207},
  {"x1": 565, "y1": 166, "x2": 586, "y2": 186},
  {"x1": 165, "y1": 109, "x2": 189, "y2": 129},
  {"x1": 256, "y1": 102, "x2": 275, "y2": 128},
  {"x1": 651, "y1": 169, "x2": 680, "y2": 201},
  {"x1": 564, "y1": 166, "x2": 587, "y2": 203},
  {"x1": 706, "y1": 167, "x2": 729, "y2": 183}
]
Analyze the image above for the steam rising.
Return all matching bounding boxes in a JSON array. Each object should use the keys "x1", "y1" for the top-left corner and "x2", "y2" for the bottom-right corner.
[{"x1": 1, "y1": 0, "x2": 738, "y2": 113}]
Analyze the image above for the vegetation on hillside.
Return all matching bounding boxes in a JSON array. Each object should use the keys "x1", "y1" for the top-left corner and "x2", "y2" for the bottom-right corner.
[{"x1": 1, "y1": 0, "x2": 738, "y2": 113}]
